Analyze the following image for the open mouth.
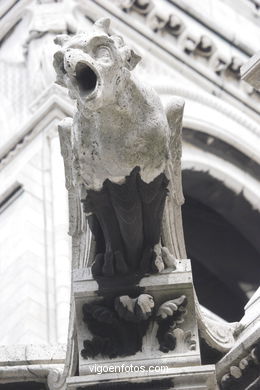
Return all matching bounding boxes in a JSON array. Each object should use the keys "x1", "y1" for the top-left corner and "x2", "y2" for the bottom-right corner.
[{"x1": 75, "y1": 62, "x2": 98, "y2": 97}]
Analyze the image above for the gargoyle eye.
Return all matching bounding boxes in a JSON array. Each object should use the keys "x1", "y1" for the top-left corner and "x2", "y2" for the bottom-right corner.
[{"x1": 94, "y1": 46, "x2": 111, "y2": 62}]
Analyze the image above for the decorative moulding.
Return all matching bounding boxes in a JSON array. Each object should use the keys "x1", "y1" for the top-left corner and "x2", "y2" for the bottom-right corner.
[
  {"x1": 73, "y1": 265, "x2": 201, "y2": 377},
  {"x1": 0, "y1": 344, "x2": 66, "y2": 384},
  {"x1": 0, "y1": 92, "x2": 73, "y2": 169},
  {"x1": 241, "y1": 51, "x2": 260, "y2": 90},
  {"x1": 106, "y1": 0, "x2": 256, "y2": 94},
  {"x1": 216, "y1": 286, "x2": 260, "y2": 387}
]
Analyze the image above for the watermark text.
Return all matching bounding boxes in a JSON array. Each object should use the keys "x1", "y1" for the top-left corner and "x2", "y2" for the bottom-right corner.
[{"x1": 88, "y1": 363, "x2": 169, "y2": 375}]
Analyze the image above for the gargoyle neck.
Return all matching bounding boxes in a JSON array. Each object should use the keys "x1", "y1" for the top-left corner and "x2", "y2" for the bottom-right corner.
[{"x1": 77, "y1": 76, "x2": 146, "y2": 119}]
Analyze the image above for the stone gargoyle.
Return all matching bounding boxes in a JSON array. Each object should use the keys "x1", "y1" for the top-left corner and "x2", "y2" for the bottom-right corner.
[{"x1": 54, "y1": 17, "x2": 186, "y2": 278}]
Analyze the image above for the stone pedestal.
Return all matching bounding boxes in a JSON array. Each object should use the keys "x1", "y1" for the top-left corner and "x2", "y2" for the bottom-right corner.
[{"x1": 67, "y1": 262, "x2": 217, "y2": 389}]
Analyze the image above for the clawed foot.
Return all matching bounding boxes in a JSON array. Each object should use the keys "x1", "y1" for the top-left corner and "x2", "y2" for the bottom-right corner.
[
  {"x1": 152, "y1": 245, "x2": 178, "y2": 273},
  {"x1": 92, "y1": 245, "x2": 177, "y2": 277},
  {"x1": 92, "y1": 250, "x2": 128, "y2": 277},
  {"x1": 140, "y1": 245, "x2": 177, "y2": 274},
  {"x1": 115, "y1": 294, "x2": 154, "y2": 322}
]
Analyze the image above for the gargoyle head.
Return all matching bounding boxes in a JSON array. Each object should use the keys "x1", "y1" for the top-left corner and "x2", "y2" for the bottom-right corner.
[{"x1": 53, "y1": 17, "x2": 141, "y2": 110}]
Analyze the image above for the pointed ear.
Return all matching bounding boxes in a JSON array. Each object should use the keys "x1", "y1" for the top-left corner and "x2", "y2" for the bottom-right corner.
[
  {"x1": 125, "y1": 49, "x2": 142, "y2": 70},
  {"x1": 93, "y1": 17, "x2": 111, "y2": 35},
  {"x1": 54, "y1": 34, "x2": 70, "y2": 47},
  {"x1": 53, "y1": 50, "x2": 66, "y2": 87}
]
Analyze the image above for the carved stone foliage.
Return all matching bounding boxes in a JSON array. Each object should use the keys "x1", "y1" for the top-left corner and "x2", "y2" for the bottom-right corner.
[
  {"x1": 156, "y1": 295, "x2": 192, "y2": 353},
  {"x1": 220, "y1": 342, "x2": 260, "y2": 390},
  {"x1": 80, "y1": 293, "x2": 191, "y2": 359},
  {"x1": 81, "y1": 294, "x2": 154, "y2": 358},
  {"x1": 241, "y1": 51, "x2": 260, "y2": 90},
  {"x1": 119, "y1": 0, "x2": 154, "y2": 15}
]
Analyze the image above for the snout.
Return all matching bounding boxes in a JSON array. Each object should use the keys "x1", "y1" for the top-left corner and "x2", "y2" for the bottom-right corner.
[
  {"x1": 63, "y1": 50, "x2": 100, "y2": 99},
  {"x1": 75, "y1": 62, "x2": 98, "y2": 97}
]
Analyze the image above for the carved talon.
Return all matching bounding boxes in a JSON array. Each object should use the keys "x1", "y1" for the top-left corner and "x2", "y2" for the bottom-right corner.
[
  {"x1": 151, "y1": 245, "x2": 178, "y2": 273},
  {"x1": 161, "y1": 247, "x2": 178, "y2": 270},
  {"x1": 141, "y1": 246, "x2": 165, "y2": 274},
  {"x1": 154, "y1": 255, "x2": 164, "y2": 272},
  {"x1": 152, "y1": 243, "x2": 164, "y2": 273}
]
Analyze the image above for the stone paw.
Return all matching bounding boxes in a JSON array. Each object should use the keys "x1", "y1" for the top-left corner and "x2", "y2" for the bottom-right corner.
[
  {"x1": 150, "y1": 243, "x2": 164, "y2": 273},
  {"x1": 151, "y1": 245, "x2": 178, "y2": 273},
  {"x1": 161, "y1": 247, "x2": 178, "y2": 270}
]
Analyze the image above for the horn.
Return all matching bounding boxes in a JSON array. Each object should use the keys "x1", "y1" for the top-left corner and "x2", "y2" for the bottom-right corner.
[{"x1": 93, "y1": 17, "x2": 111, "y2": 34}]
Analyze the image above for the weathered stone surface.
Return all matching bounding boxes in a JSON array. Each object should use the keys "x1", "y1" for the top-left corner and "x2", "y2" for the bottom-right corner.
[
  {"x1": 73, "y1": 264, "x2": 200, "y2": 377},
  {"x1": 0, "y1": 344, "x2": 66, "y2": 367},
  {"x1": 241, "y1": 52, "x2": 260, "y2": 90},
  {"x1": 54, "y1": 17, "x2": 174, "y2": 189},
  {"x1": 54, "y1": 17, "x2": 187, "y2": 281}
]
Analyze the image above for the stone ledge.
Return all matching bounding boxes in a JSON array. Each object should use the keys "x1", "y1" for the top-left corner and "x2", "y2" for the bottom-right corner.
[
  {"x1": 216, "y1": 322, "x2": 260, "y2": 379},
  {"x1": 73, "y1": 262, "x2": 193, "y2": 297},
  {"x1": 67, "y1": 364, "x2": 217, "y2": 390},
  {"x1": 0, "y1": 344, "x2": 66, "y2": 367},
  {"x1": 241, "y1": 51, "x2": 260, "y2": 89}
]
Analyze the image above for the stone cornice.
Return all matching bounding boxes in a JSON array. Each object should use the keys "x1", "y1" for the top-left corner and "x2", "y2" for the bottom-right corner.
[
  {"x1": 1, "y1": 0, "x2": 259, "y2": 118},
  {"x1": 241, "y1": 52, "x2": 260, "y2": 90},
  {"x1": 86, "y1": 0, "x2": 260, "y2": 115},
  {"x1": 167, "y1": 0, "x2": 260, "y2": 53},
  {"x1": 216, "y1": 286, "x2": 260, "y2": 388},
  {"x1": 0, "y1": 343, "x2": 65, "y2": 385},
  {"x1": 0, "y1": 344, "x2": 66, "y2": 367}
]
